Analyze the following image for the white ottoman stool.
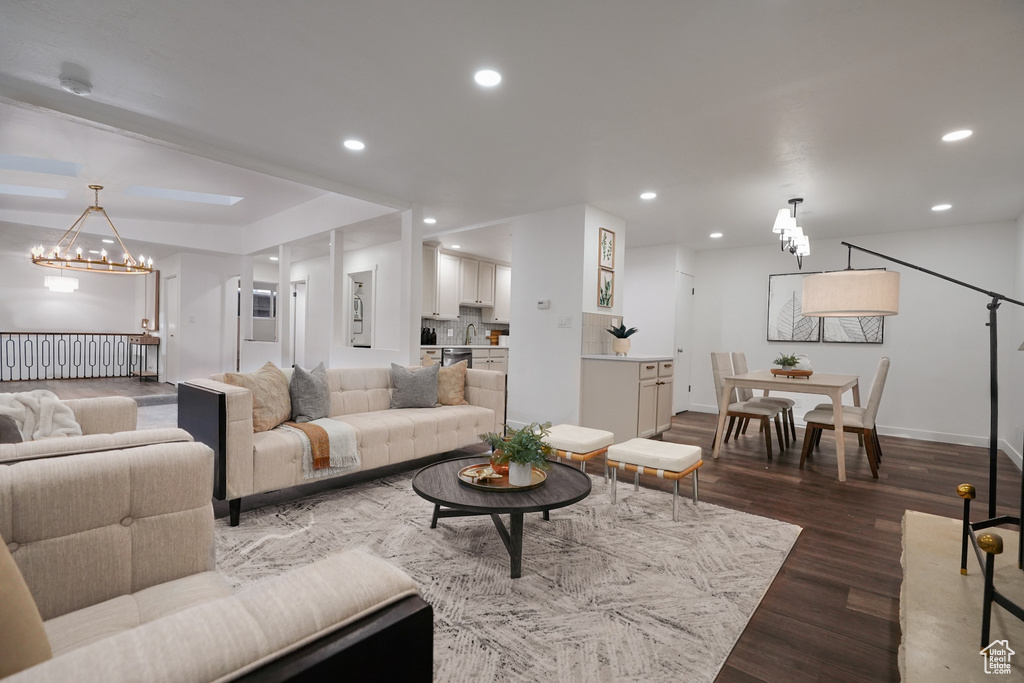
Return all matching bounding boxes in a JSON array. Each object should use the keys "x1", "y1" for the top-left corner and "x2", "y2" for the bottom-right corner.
[
  {"x1": 606, "y1": 439, "x2": 703, "y2": 521},
  {"x1": 546, "y1": 424, "x2": 615, "y2": 481}
]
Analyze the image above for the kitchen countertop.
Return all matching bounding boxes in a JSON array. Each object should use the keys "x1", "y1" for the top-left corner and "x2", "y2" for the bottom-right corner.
[
  {"x1": 581, "y1": 354, "x2": 674, "y2": 362},
  {"x1": 421, "y1": 345, "x2": 508, "y2": 349}
]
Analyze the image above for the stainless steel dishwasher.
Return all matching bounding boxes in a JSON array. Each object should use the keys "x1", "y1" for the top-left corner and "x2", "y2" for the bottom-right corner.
[{"x1": 441, "y1": 347, "x2": 472, "y2": 368}]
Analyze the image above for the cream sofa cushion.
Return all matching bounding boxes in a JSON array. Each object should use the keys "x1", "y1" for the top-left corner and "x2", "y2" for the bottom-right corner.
[
  {"x1": 0, "y1": 532, "x2": 52, "y2": 678},
  {"x1": 437, "y1": 360, "x2": 469, "y2": 406}
]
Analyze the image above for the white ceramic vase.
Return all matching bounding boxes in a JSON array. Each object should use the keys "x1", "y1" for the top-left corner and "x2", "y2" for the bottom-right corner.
[
  {"x1": 795, "y1": 354, "x2": 812, "y2": 371},
  {"x1": 612, "y1": 338, "x2": 631, "y2": 356},
  {"x1": 508, "y1": 461, "x2": 533, "y2": 486}
]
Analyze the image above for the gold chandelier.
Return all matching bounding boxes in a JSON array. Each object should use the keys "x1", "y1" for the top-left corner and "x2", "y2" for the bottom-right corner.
[{"x1": 30, "y1": 185, "x2": 153, "y2": 275}]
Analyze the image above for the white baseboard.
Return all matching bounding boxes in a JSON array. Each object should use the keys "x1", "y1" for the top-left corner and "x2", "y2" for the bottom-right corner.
[{"x1": 686, "y1": 403, "x2": 1023, "y2": 471}]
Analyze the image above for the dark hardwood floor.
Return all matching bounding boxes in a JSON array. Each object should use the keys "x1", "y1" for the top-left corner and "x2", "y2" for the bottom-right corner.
[
  {"x1": 650, "y1": 411, "x2": 1022, "y2": 682},
  {"x1": 0, "y1": 377, "x2": 177, "y2": 399}
]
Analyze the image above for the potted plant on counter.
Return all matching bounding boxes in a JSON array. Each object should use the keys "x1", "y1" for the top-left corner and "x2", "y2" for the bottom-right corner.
[
  {"x1": 607, "y1": 322, "x2": 639, "y2": 356},
  {"x1": 479, "y1": 422, "x2": 554, "y2": 486}
]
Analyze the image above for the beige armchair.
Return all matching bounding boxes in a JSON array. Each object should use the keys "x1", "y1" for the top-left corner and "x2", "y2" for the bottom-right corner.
[{"x1": 0, "y1": 442, "x2": 432, "y2": 681}]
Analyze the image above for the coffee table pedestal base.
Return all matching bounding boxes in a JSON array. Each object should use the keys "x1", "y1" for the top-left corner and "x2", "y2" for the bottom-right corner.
[{"x1": 430, "y1": 504, "x2": 551, "y2": 579}]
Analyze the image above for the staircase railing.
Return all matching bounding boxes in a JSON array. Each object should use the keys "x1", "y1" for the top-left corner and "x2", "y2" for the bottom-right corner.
[{"x1": 0, "y1": 332, "x2": 133, "y2": 381}]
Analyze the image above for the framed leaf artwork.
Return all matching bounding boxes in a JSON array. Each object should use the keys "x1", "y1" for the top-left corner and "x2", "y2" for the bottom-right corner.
[
  {"x1": 598, "y1": 267, "x2": 614, "y2": 308},
  {"x1": 599, "y1": 227, "x2": 615, "y2": 269},
  {"x1": 767, "y1": 272, "x2": 821, "y2": 342}
]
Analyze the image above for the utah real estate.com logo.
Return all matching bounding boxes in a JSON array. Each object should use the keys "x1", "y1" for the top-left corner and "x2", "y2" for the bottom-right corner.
[{"x1": 981, "y1": 639, "x2": 1015, "y2": 675}]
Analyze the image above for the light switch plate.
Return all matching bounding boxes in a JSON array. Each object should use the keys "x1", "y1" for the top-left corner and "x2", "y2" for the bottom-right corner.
[
  {"x1": 447, "y1": 329, "x2": 454, "y2": 337},
  {"x1": 557, "y1": 316, "x2": 572, "y2": 328}
]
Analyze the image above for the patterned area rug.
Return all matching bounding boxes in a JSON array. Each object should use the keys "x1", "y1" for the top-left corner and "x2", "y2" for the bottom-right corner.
[{"x1": 215, "y1": 470, "x2": 801, "y2": 682}]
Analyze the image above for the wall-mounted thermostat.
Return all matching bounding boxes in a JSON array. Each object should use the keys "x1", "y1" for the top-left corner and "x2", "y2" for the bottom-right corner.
[{"x1": 537, "y1": 300, "x2": 551, "y2": 309}]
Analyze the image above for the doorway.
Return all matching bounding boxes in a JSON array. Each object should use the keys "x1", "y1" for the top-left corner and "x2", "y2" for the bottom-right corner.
[
  {"x1": 290, "y1": 280, "x2": 307, "y2": 367},
  {"x1": 673, "y1": 272, "x2": 694, "y2": 413}
]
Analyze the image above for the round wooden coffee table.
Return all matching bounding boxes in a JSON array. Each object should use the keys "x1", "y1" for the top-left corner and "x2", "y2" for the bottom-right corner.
[{"x1": 412, "y1": 456, "x2": 592, "y2": 578}]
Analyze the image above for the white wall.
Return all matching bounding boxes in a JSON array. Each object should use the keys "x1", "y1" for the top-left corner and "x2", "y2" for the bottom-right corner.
[
  {"x1": 341, "y1": 241, "x2": 402, "y2": 350},
  {"x1": 690, "y1": 221, "x2": 1022, "y2": 458},
  {"x1": 507, "y1": 204, "x2": 586, "y2": 428},
  {"x1": 622, "y1": 246, "x2": 677, "y2": 356}
]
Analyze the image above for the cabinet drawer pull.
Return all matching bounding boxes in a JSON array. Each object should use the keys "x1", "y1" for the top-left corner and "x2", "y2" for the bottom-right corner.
[
  {"x1": 645, "y1": 365, "x2": 656, "y2": 370},
  {"x1": 663, "y1": 363, "x2": 672, "y2": 368}
]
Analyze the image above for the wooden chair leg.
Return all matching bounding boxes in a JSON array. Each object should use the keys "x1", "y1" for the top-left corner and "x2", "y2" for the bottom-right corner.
[
  {"x1": 774, "y1": 414, "x2": 786, "y2": 450},
  {"x1": 813, "y1": 427, "x2": 823, "y2": 449},
  {"x1": 873, "y1": 430, "x2": 883, "y2": 462},
  {"x1": 762, "y1": 417, "x2": 773, "y2": 460},
  {"x1": 863, "y1": 428, "x2": 879, "y2": 478},
  {"x1": 742, "y1": 417, "x2": 751, "y2": 434},
  {"x1": 725, "y1": 416, "x2": 735, "y2": 443},
  {"x1": 787, "y1": 408, "x2": 797, "y2": 441},
  {"x1": 799, "y1": 424, "x2": 816, "y2": 468}
]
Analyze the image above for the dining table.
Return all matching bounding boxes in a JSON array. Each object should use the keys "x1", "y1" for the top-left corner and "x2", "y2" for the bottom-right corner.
[{"x1": 712, "y1": 369, "x2": 861, "y2": 481}]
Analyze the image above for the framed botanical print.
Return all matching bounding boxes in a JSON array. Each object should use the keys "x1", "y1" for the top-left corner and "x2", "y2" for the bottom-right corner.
[
  {"x1": 767, "y1": 272, "x2": 821, "y2": 342},
  {"x1": 599, "y1": 227, "x2": 615, "y2": 269},
  {"x1": 598, "y1": 267, "x2": 614, "y2": 308}
]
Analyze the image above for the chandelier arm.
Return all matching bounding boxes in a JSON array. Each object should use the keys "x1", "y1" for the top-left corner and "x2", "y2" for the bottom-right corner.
[
  {"x1": 54, "y1": 207, "x2": 93, "y2": 256},
  {"x1": 99, "y1": 209, "x2": 137, "y2": 266}
]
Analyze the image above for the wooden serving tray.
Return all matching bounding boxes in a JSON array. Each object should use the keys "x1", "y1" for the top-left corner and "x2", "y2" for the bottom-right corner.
[
  {"x1": 770, "y1": 368, "x2": 813, "y2": 378},
  {"x1": 457, "y1": 463, "x2": 547, "y2": 492}
]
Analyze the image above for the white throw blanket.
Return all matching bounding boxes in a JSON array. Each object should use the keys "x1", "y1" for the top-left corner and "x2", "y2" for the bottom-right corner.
[
  {"x1": 0, "y1": 390, "x2": 82, "y2": 441},
  {"x1": 280, "y1": 417, "x2": 360, "y2": 480}
]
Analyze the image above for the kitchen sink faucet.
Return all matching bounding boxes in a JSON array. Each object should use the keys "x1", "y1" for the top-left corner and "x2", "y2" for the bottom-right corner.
[{"x1": 465, "y1": 323, "x2": 477, "y2": 345}]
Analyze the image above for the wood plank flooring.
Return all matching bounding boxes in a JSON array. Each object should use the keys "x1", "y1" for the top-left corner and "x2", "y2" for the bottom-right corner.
[
  {"x1": 651, "y1": 411, "x2": 1022, "y2": 682},
  {"x1": 0, "y1": 377, "x2": 177, "y2": 399}
]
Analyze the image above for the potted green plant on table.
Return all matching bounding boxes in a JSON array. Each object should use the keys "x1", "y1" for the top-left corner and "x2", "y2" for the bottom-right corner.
[
  {"x1": 479, "y1": 422, "x2": 554, "y2": 486},
  {"x1": 772, "y1": 353, "x2": 812, "y2": 377},
  {"x1": 607, "y1": 322, "x2": 639, "y2": 356}
]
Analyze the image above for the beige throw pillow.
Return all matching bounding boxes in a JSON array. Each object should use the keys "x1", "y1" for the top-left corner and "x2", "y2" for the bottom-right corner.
[
  {"x1": 438, "y1": 360, "x2": 470, "y2": 406},
  {"x1": 224, "y1": 361, "x2": 291, "y2": 432},
  {"x1": 0, "y1": 533, "x2": 52, "y2": 678},
  {"x1": 421, "y1": 353, "x2": 437, "y2": 367}
]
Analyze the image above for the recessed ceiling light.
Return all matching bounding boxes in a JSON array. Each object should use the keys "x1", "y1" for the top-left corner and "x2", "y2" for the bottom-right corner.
[
  {"x1": 124, "y1": 185, "x2": 243, "y2": 205},
  {"x1": 424, "y1": 217, "x2": 437, "y2": 225},
  {"x1": 269, "y1": 256, "x2": 279, "y2": 261},
  {"x1": 0, "y1": 183, "x2": 68, "y2": 199},
  {"x1": 640, "y1": 192, "x2": 657, "y2": 200},
  {"x1": 102, "y1": 239, "x2": 114, "y2": 244},
  {"x1": 450, "y1": 244, "x2": 462, "y2": 249},
  {"x1": 474, "y1": 69, "x2": 502, "y2": 87},
  {"x1": 343, "y1": 139, "x2": 365, "y2": 151},
  {"x1": 88, "y1": 250, "x2": 100, "y2": 255},
  {"x1": 942, "y1": 129, "x2": 972, "y2": 142},
  {"x1": 710, "y1": 232, "x2": 723, "y2": 239},
  {"x1": 0, "y1": 153, "x2": 80, "y2": 177},
  {"x1": 932, "y1": 203, "x2": 952, "y2": 211}
]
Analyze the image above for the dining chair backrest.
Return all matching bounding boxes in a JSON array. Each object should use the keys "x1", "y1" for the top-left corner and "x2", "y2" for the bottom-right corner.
[
  {"x1": 710, "y1": 352, "x2": 736, "y2": 409},
  {"x1": 862, "y1": 357, "x2": 891, "y2": 429},
  {"x1": 731, "y1": 352, "x2": 754, "y2": 402}
]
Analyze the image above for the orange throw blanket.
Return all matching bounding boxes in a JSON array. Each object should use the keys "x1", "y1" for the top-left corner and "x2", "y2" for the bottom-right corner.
[{"x1": 284, "y1": 421, "x2": 331, "y2": 470}]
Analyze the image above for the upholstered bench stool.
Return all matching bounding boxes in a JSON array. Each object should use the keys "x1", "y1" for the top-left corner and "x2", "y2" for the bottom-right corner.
[
  {"x1": 546, "y1": 424, "x2": 615, "y2": 482},
  {"x1": 606, "y1": 438, "x2": 703, "y2": 521}
]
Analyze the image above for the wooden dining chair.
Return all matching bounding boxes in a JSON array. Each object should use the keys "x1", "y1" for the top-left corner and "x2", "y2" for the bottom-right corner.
[
  {"x1": 800, "y1": 357, "x2": 890, "y2": 478},
  {"x1": 711, "y1": 352, "x2": 786, "y2": 461},
  {"x1": 731, "y1": 351, "x2": 796, "y2": 445}
]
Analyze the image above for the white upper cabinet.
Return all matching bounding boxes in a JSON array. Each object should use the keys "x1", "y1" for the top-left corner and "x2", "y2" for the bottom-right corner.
[
  {"x1": 485, "y1": 264, "x2": 511, "y2": 323},
  {"x1": 459, "y1": 258, "x2": 496, "y2": 307},
  {"x1": 422, "y1": 245, "x2": 460, "y2": 320}
]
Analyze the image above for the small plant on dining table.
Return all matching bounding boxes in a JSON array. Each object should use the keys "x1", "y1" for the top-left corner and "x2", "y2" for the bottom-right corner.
[
  {"x1": 774, "y1": 353, "x2": 800, "y2": 368},
  {"x1": 479, "y1": 422, "x2": 554, "y2": 471}
]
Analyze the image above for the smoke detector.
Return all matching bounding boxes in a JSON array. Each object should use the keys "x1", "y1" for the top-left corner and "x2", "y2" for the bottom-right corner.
[{"x1": 59, "y1": 76, "x2": 92, "y2": 97}]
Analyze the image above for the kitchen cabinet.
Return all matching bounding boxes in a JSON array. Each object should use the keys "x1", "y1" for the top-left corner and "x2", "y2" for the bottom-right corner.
[
  {"x1": 422, "y1": 246, "x2": 460, "y2": 320},
  {"x1": 459, "y1": 258, "x2": 495, "y2": 307},
  {"x1": 472, "y1": 348, "x2": 508, "y2": 374},
  {"x1": 580, "y1": 357, "x2": 674, "y2": 442},
  {"x1": 483, "y1": 264, "x2": 511, "y2": 323}
]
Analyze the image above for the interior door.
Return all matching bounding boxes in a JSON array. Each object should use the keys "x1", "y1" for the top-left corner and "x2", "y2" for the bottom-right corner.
[
  {"x1": 164, "y1": 274, "x2": 179, "y2": 383},
  {"x1": 673, "y1": 272, "x2": 694, "y2": 413}
]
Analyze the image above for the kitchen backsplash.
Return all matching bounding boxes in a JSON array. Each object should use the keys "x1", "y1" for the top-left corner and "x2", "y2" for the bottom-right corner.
[
  {"x1": 582, "y1": 312, "x2": 622, "y2": 355},
  {"x1": 421, "y1": 306, "x2": 510, "y2": 345}
]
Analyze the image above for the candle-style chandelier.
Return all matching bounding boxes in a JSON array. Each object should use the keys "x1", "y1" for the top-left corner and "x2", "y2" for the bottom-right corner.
[{"x1": 30, "y1": 185, "x2": 153, "y2": 275}]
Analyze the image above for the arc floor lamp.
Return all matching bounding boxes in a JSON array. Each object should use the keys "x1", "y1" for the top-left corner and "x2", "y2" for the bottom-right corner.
[{"x1": 803, "y1": 241, "x2": 1024, "y2": 648}]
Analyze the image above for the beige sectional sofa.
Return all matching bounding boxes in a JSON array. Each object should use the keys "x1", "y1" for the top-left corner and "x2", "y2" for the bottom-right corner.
[
  {"x1": 0, "y1": 395, "x2": 193, "y2": 464},
  {"x1": 0, "y1": 441, "x2": 433, "y2": 681},
  {"x1": 179, "y1": 366, "x2": 506, "y2": 525}
]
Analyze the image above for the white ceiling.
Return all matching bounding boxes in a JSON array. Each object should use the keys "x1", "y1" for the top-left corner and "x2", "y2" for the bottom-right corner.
[{"x1": 1, "y1": 1, "x2": 1022, "y2": 263}]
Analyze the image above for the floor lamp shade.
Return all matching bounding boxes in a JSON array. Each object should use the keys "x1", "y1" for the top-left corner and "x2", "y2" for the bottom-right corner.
[{"x1": 802, "y1": 270, "x2": 900, "y2": 317}]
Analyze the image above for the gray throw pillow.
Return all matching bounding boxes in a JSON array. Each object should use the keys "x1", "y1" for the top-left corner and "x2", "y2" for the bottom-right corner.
[
  {"x1": 0, "y1": 415, "x2": 22, "y2": 444},
  {"x1": 290, "y1": 362, "x2": 330, "y2": 423},
  {"x1": 390, "y1": 363, "x2": 440, "y2": 409}
]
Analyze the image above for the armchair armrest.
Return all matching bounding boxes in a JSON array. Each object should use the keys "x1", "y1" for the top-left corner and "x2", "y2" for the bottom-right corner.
[
  {"x1": 63, "y1": 397, "x2": 137, "y2": 435},
  {"x1": 7, "y1": 550, "x2": 432, "y2": 683},
  {"x1": 178, "y1": 380, "x2": 255, "y2": 501}
]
